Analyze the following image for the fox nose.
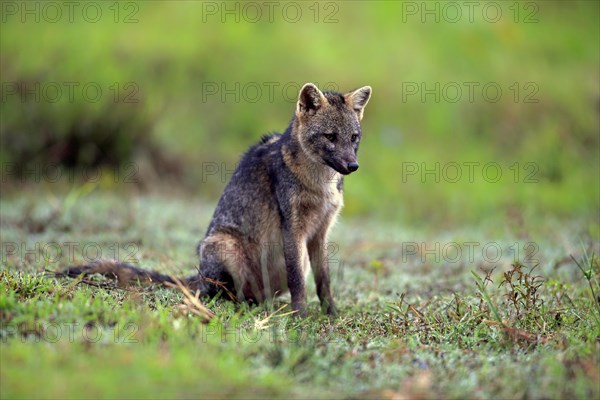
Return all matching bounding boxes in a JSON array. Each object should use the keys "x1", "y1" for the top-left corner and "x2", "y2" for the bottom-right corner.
[{"x1": 347, "y1": 162, "x2": 359, "y2": 172}]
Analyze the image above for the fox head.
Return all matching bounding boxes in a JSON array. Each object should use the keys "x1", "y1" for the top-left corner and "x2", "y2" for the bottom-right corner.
[{"x1": 294, "y1": 83, "x2": 372, "y2": 175}]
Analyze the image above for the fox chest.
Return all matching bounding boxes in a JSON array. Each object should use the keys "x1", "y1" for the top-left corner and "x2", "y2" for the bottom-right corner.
[
  {"x1": 292, "y1": 184, "x2": 343, "y2": 240},
  {"x1": 258, "y1": 185, "x2": 342, "y2": 296}
]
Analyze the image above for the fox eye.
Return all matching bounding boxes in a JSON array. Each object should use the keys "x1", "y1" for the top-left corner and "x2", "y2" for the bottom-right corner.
[
  {"x1": 351, "y1": 134, "x2": 359, "y2": 142},
  {"x1": 323, "y1": 133, "x2": 336, "y2": 142}
]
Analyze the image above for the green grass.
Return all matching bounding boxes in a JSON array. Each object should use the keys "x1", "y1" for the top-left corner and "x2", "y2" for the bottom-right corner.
[{"x1": 1, "y1": 187, "x2": 598, "y2": 399}]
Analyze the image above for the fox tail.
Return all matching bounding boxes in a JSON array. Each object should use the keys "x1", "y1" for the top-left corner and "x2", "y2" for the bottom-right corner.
[
  {"x1": 56, "y1": 259, "x2": 236, "y2": 300},
  {"x1": 57, "y1": 259, "x2": 179, "y2": 286}
]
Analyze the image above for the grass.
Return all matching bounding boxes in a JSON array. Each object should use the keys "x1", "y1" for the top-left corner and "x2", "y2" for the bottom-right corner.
[{"x1": 1, "y1": 186, "x2": 599, "y2": 399}]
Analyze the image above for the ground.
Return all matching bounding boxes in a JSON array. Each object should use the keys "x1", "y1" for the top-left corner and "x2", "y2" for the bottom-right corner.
[{"x1": 1, "y1": 187, "x2": 599, "y2": 399}]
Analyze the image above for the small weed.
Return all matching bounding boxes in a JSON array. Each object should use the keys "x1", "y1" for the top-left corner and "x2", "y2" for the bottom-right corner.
[
  {"x1": 571, "y1": 251, "x2": 600, "y2": 322},
  {"x1": 498, "y1": 263, "x2": 546, "y2": 329},
  {"x1": 369, "y1": 259, "x2": 384, "y2": 291}
]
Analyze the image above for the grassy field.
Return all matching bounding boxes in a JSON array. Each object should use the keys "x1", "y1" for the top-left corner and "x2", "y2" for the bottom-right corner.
[
  {"x1": 1, "y1": 1, "x2": 599, "y2": 399},
  {"x1": 1, "y1": 187, "x2": 598, "y2": 399}
]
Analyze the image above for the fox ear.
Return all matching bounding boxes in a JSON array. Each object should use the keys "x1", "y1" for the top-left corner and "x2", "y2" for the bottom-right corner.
[
  {"x1": 297, "y1": 83, "x2": 325, "y2": 117},
  {"x1": 345, "y1": 86, "x2": 372, "y2": 120}
]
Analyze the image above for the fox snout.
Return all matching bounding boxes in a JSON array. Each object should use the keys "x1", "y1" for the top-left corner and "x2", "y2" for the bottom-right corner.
[
  {"x1": 330, "y1": 158, "x2": 359, "y2": 175},
  {"x1": 347, "y1": 162, "x2": 359, "y2": 172}
]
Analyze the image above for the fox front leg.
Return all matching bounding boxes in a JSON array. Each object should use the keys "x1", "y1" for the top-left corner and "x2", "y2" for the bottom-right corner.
[
  {"x1": 308, "y1": 232, "x2": 337, "y2": 316},
  {"x1": 282, "y1": 229, "x2": 308, "y2": 317}
]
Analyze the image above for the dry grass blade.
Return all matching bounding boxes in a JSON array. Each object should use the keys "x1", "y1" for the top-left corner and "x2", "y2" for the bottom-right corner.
[
  {"x1": 408, "y1": 304, "x2": 424, "y2": 319},
  {"x1": 502, "y1": 325, "x2": 549, "y2": 344},
  {"x1": 200, "y1": 277, "x2": 238, "y2": 302},
  {"x1": 254, "y1": 304, "x2": 296, "y2": 330},
  {"x1": 482, "y1": 319, "x2": 548, "y2": 344},
  {"x1": 166, "y1": 276, "x2": 215, "y2": 322}
]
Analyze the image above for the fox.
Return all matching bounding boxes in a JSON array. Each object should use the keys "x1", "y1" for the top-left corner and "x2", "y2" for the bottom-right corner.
[{"x1": 59, "y1": 83, "x2": 372, "y2": 317}]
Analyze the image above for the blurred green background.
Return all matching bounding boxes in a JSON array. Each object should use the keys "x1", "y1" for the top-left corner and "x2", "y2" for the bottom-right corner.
[{"x1": 1, "y1": 1, "x2": 598, "y2": 226}]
